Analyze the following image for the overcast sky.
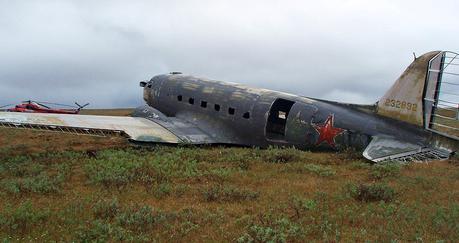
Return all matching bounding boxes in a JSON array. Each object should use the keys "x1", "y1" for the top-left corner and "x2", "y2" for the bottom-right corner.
[{"x1": 0, "y1": 0, "x2": 458, "y2": 108}]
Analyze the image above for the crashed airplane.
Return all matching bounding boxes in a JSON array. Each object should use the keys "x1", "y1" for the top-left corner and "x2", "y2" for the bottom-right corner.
[{"x1": 1, "y1": 51, "x2": 458, "y2": 162}]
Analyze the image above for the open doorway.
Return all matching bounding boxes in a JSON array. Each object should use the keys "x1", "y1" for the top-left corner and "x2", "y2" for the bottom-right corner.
[{"x1": 266, "y1": 98, "x2": 295, "y2": 140}]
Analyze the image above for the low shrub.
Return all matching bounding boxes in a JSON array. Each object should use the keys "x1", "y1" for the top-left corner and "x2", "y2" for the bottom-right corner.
[
  {"x1": 262, "y1": 147, "x2": 301, "y2": 163},
  {"x1": 0, "y1": 155, "x2": 73, "y2": 194},
  {"x1": 198, "y1": 167, "x2": 234, "y2": 182},
  {"x1": 84, "y1": 149, "x2": 200, "y2": 188},
  {"x1": 152, "y1": 183, "x2": 172, "y2": 199},
  {"x1": 75, "y1": 219, "x2": 150, "y2": 242},
  {"x1": 115, "y1": 205, "x2": 166, "y2": 232},
  {"x1": 1, "y1": 173, "x2": 62, "y2": 194},
  {"x1": 223, "y1": 149, "x2": 259, "y2": 170},
  {"x1": 0, "y1": 201, "x2": 50, "y2": 232},
  {"x1": 226, "y1": 154, "x2": 252, "y2": 170},
  {"x1": 173, "y1": 184, "x2": 190, "y2": 198},
  {"x1": 349, "y1": 161, "x2": 372, "y2": 170},
  {"x1": 303, "y1": 164, "x2": 336, "y2": 177},
  {"x1": 92, "y1": 198, "x2": 121, "y2": 220},
  {"x1": 337, "y1": 147, "x2": 362, "y2": 161},
  {"x1": 370, "y1": 162, "x2": 401, "y2": 180},
  {"x1": 202, "y1": 185, "x2": 259, "y2": 202},
  {"x1": 411, "y1": 176, "x2": 438, "y2": 190},
  {"x1": 84, "y1": 152, "x2": 142, "y2": 188},
  {"x1": 348, "y1": 183, "x2": 396, "y2": 202},
  {"x1": 22, "y1": 174, "x2": 61, "y2": 193},
  {"x1": 74, "y1": 220, "x2": 113, "y2": 242},
  {"x1": 432, "y1": 203, "x2": 459, "y2": 240},
  {"x1": 237, "y1": 217, "x2": 302, "y2": 243},
  {"x1": 1, "y1": 156, "x2": 41, "y2": 177},
  {"x1": 289, "y1": 196, "x2": 317, "y2": 218}
]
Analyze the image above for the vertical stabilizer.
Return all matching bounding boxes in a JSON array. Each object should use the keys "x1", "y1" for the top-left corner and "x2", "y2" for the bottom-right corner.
[{"x1": 377, "y1": 51, "x2": 441, "y2": 126}]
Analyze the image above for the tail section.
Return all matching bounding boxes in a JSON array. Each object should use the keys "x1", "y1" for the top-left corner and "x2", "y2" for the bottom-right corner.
[
  {"x1": 375, "y1": 50, "x2": 459, "y2": 155},
  {"x1": 377, "y1": 51, "x2": 459, "y2": 137},
  {"x1": 377, "y1": 51, "x2": 441, "y2": 127}
]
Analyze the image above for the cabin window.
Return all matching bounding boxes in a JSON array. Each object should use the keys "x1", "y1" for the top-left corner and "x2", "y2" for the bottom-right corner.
[
  {"x1": 189, "y1": 98, "x2": 194, "y2": 104},
  {"x1": 177, "y1": 95, "x2": 182, "y2": 101},
  {"x1": 201, "y1": 101, "x2": 207, "y2": 108},
  {"x1": 243, "y1": 112, "x2": 250, "y2": 119},
  {"x1": 228, "y1": 107, "x2": 235, "y2": 115},
  {"x1": 214, "y1": 104, "x2": 220, "y2": 111},
  {"x1": 278, "y1": 111, "x2": 286, "y2": 119}
]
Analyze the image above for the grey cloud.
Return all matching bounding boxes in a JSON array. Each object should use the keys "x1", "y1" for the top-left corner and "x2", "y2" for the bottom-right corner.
[{"x1": 0, "y1": 0, "x2": 458, "y2": 108}]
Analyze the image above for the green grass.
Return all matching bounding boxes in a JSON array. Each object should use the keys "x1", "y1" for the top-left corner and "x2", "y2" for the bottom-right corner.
[
  {"x1": 0, "y1": 201, "x2": 50, "y2": 233},
  {"x1": 0, "y1": 153, "x2": 74, "y2": 194},
  {"x1": 0, "y1": 137, "x2": 458, "y2": 241}
]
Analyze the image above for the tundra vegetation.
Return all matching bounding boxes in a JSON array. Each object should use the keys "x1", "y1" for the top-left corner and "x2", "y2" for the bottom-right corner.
[{"x1": 0, "y1": 110, "x2": 458, "y2": 242}]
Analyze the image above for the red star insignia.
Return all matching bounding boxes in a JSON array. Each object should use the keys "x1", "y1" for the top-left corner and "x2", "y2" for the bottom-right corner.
[{"x1": 312, "y1": 114, "x2": 344, "y2": 148}]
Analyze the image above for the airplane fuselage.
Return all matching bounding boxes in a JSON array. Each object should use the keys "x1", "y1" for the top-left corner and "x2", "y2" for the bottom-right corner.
[{"x1": 142, "y1": 74, "x2": 433, "y2": 151}]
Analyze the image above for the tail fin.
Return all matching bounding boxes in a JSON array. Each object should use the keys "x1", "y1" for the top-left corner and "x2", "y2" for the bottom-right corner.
[
  {"x1": 377, "y1": 51, "x2": 440, "y2": 126},
  {"x1": 377, "y1": 51, "x2": 459, "y2": 138},
  {"x1": 372, "y1": 51, "x2": 459, "y2": 160}
]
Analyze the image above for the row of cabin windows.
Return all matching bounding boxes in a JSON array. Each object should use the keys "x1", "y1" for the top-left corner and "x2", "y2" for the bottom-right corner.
[{"x1": 176, "y1": 95, "x2": 250, "y2": 119}]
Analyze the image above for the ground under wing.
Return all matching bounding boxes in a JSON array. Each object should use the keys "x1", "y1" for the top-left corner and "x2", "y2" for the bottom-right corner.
[{"x1": 0, "y1": 112, "x2": 181, "y2": 143}]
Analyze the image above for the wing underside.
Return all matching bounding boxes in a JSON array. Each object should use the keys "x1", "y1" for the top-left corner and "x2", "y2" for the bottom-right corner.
[{"x1": 363, "y1": 136, "x2": 450, "y2": 163}]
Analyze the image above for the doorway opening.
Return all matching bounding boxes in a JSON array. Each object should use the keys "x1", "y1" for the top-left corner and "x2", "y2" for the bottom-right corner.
[{"x1": 266, "y1": 98, "x2": 295, "y2": 140}]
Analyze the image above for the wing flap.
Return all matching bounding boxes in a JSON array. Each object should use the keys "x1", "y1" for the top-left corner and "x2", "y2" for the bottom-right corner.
[{"x1": 0, "y1": 112, "x2": 181, "y2": 143}]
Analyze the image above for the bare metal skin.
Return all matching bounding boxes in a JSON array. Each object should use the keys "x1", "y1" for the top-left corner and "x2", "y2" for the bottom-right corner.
[{"x1": 135, "y1": 51, "x2": 458, "y2": 162}]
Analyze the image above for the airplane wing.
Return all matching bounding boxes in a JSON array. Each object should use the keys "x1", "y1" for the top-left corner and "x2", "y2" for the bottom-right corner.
[
  {"x1": 362, "y1": 136, "x2": 450, "y2": 163},
  {"x1": 0, "y1": 106, "x2": 238, "y2": 145},
  {"x1": 0, "y1": 111, "x2": 181, "y2": 143}
]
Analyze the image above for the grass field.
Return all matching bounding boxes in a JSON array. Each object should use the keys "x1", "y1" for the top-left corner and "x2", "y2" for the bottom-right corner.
[{"x1": 0, "y1": 109, "x2": 458, "y2": 242}]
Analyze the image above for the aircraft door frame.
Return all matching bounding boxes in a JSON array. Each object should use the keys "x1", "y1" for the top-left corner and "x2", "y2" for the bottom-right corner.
[{"x1": 265, "y1": 98, "x2": 295, "y2": 141}]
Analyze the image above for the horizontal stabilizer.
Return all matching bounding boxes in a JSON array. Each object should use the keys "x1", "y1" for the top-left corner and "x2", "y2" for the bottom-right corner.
[{"x1": 363, "y1": 136, "x2": 450, "y2": 163}]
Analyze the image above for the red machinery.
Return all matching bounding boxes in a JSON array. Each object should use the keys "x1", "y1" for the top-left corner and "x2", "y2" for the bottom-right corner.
[{"x1": 1, "y1": 100, "x2": 89, "y2": 114}]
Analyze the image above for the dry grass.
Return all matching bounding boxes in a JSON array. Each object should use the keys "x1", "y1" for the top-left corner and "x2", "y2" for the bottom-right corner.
[
  {"x1": 0, "y1": 109, "x2": 458, "y2": 242},
  {"x1": 79, "y1": 108, "x2": 134, "y2": 116}
]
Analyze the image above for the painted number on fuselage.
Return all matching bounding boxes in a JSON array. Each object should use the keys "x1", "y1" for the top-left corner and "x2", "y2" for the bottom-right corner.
[{"x1": 384, "y1": 99, "x2": 417, "y2": 112}]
